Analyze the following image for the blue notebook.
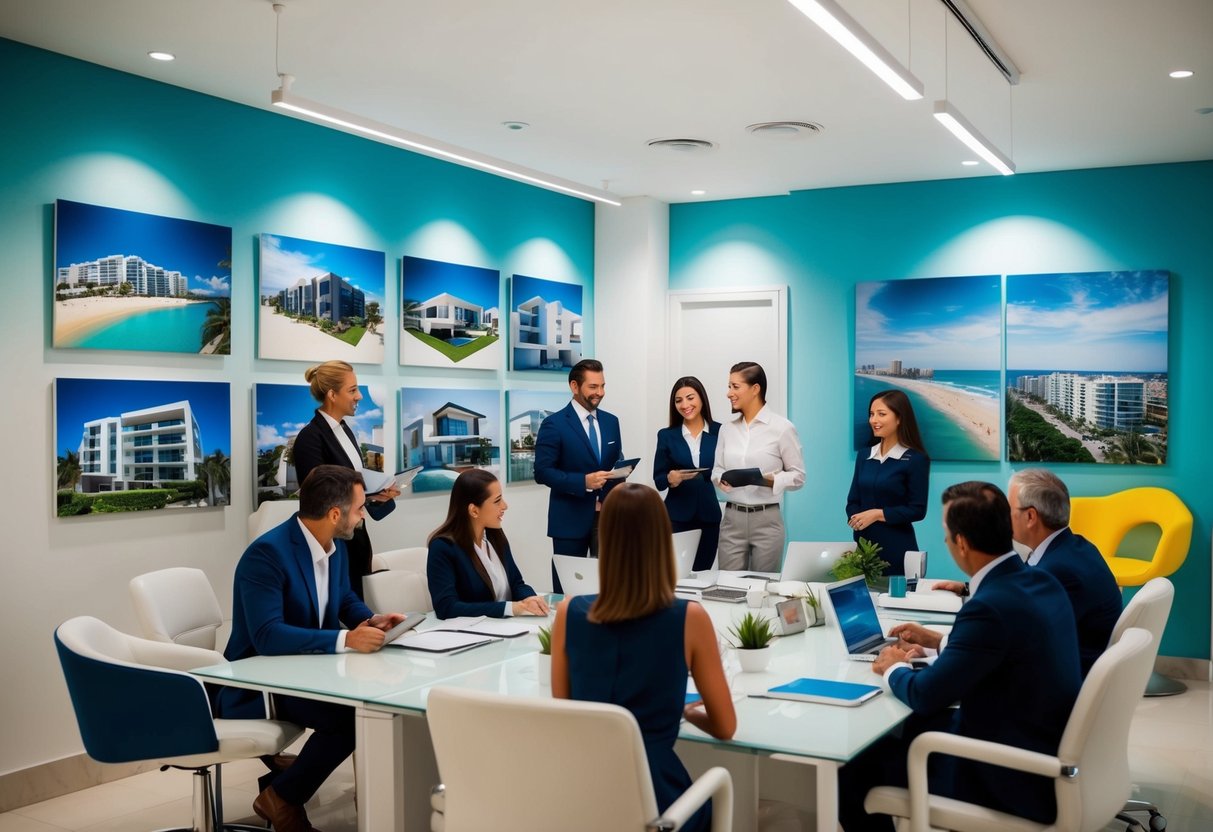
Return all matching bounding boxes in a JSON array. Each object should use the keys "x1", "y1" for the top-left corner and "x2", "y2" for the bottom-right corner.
[{"x1": 762, "y1": 677, "x2": 882, "y2": 707}]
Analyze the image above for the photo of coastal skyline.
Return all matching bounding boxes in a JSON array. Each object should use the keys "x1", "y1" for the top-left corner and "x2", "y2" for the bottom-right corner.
[
  {"x1": 400, "y1": 387, "x2": 501, "y2": 495},
  {"x1": 510, "y1": 274, "x2": 584, "y2": 372},
  {"x1": 53, "y1": 200, "x2": 232, "y2": 354},
  {"x1": 854, "y1": 275, "x2": 1001, "y2": 461},
  {"x1": 401, "y1": 256, "x2": 502, "y2": 370},
  {"x1": 54, "y1": 377, "x2": 232, "y2": 517},
  {"x1": 253, "y1": 383, "x2": 388, "y2": 507},
  {"x1": 1006, "y1": 270, "x2": 1169, "y2": 464},
  {"x1": 506, "y1": 389, "x2": 569, "y2": 483},
  {"x1": 257, "y1": 233, "x2": 386, "y2": 364}
]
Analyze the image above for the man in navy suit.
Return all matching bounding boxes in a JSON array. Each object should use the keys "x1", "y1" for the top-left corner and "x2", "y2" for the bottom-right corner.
[
  {"x1": 839, "y1": 482, "x2": 1081, "y2": 831},
  {"x1": 534, "y1": 359, "x2": 623, "y2": 591},
  {"x1": 218, "y1": 465, "x2": 405, "y2": 832}
]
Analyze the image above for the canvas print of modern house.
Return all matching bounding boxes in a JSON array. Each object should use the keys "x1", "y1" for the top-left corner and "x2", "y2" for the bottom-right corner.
[
  {"x1": 510, "y1": 274, "x2": 584, "y2": 371},
  {"x1": 506, "y1": 390, "x2": 569, "y2": 482},
  {"x1": 258, "y1": 233, "x2": 386, "y2": 364},
  {"x1": 399, "y1": 387, "x2": 501, "y2": 494},
  {"x1": 400, "y1": 256, "x2": 502, "y2": 370},
  {"x1": 54, "y1": 378, "x2": 232, "y2": 516}
]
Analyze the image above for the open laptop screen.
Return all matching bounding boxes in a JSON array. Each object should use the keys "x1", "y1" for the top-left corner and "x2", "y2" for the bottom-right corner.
[{"x1": 826, "y1": 577, "x2": 884, "y2": 652}]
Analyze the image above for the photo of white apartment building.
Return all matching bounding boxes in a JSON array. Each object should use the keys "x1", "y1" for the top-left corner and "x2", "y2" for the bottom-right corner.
[
  {"x1": 279, "y1": 272, "x2": 366, "y2": 323},
  {"x1": 1026, "y1": 372, "x2": 1148, "y2": 430},
  {"x1": 77, "y1": 400, "x2": 205, "y2": 492},
  {"x1": 510, "y1": 295, "x2": 582, "y2": 370},
  {"x1": 57, "y1": 254, "x2": 188, "y2": 297}
]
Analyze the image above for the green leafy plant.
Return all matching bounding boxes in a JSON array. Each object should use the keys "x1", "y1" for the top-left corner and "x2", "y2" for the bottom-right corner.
[
  {"x1": 725, "y1": 612, "x2": 775, "y2": 650},
  {"x1": 537, "y1": 625, "x2": 552, "y2": 656},
  {"x1": 830, "y1": 537, "x2": 889, "y2": 589}
]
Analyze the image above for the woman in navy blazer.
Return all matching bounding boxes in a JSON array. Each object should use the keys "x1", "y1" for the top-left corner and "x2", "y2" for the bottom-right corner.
[
  {"x1": 427, "y1": 470, "x2": 549, "y2": 619},
  {"x1": 653, "y1": 377, "x2": 722, "y2": 572},
  {"x1": 845, "y1": 389, "x2": 930, "y2": 576}
]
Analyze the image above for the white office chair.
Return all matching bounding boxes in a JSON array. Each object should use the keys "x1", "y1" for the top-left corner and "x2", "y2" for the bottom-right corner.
[
  {"x1": 130, "y1": 567, "x2": 224, "y2": 650},
  {"x1": 864, "y1": 627, "x2": 1156, "y2": 832},
  {"x1": 366, "y1": 546, "x2": 432, "y2": 612},
  {"x1": 427, "y1": 686, "x2": 733, "y2": 831},
  {"x1": 55, "y1": 616, "x2": 303, "y2": 832},
  {"x1": 247, "y1": 500, "x2": 295, "y2": 543}
]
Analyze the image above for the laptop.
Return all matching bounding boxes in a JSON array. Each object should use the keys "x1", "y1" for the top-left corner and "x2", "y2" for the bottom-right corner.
[
  {"x1": 821, "y1": 576, "x2": 897, "y2": 661},
  {"x1": 553, "y1": 555, "x2": 600, "y2": 597},
  {"x1": 780, "y1": 541, "x2": 854, "y2": 583},
  {"x1": 671, "y1": 529, "x2": 703, "y2": 579}
]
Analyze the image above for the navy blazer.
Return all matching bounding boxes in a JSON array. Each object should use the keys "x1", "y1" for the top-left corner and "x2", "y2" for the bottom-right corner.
[
  {"x1": 427, "y1": 536, "x2": 537, "y2": 619},
  {"x1": 844, "y1": 447, "x2": 929, "y2": 573},
  {"x1": 533, "y1": 403, "x2": 623, "y2": 539},
  {"x1": 293, "y1": 411, "x2": 395, "y2": 522},
  {"x1": 218, "y1": 515, "x2": 374, "y2": 718},
  {"x1": 1036, "y1": 527, "x2": 1123, "y2": 677},
  {"x1": 887, "y1": 556, "x2": 1081, "y2": 823},
  {"x1": 653, "y1": 423, "x2": 722, "y2": 525}
]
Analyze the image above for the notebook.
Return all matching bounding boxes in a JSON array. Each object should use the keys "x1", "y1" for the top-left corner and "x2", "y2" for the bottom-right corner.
[
  {"x1": 822, "y1": 575, "x2": 896, "y2": 661},
  {"x1": 386, "y1": 630, "x2": 499, "y2": 654},
  {"x1": 431, "y1": 616, "x2": 534, "y2": 638},
  {"x1": 759, "y1": 677, "x2": 882, "y2": 707},
  {"x1": 780, "y1": 541, "x2": 854, "y2": 583},
  {"x1": 553, "y1": 555, "x2": 599, "y2": 596}
]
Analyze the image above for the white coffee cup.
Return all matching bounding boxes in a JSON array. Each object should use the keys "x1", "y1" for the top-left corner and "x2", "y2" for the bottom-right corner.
[{"x1": 746, "y1": 588, "x2": 766, "y2": 608}]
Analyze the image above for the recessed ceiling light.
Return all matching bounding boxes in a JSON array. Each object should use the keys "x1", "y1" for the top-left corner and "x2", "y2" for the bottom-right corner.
[
  {"x1": 691, "y1": 190, "x2": 707, "y2": 196},
  {"x1": 1169, "y1": 69, "x2": 1194, "y2": 79},
  {"x1": 962, "y1": 160, "x2": 980, "y2": 166},
  {"x1": 501, "y1": 121, "x2": 529, "y2": 131},
  {"x1": 147, "y1": 51, "x2": 175, "y2": 62}
]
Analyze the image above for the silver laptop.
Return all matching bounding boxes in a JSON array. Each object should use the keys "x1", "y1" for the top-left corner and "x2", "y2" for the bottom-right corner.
[
  {"x1": 821, "y1": 576, "x2": 896, "y2": 661},
  {"x1": 553, "y1": 555, "x2": 599, "y2": 597},
  {"x1": 671, "y1": 529, "x2": 703, "y2": 579},
  {"x1": 780, "y1": 541, "x2": 854, "y2": 583}
]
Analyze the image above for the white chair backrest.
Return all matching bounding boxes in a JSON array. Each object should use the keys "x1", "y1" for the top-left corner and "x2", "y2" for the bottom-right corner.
[
  {"x1": 427, "y1": 687, "x2": 658, "y2": 831},
  {"x1": 130, "y1": 567, "x2": 224, "y2": 650},
  {"x1": 1054, "y1": 627, "x2": 1155, "y2": 830},
  {"x1": 370, "y1": 546, "x2": 429, "y2": 573},
  {"x1": 1110, "y1": 577, "x2": 1173, "y2": 646},
  {"x1": 57, "y1": 615, "x2": 223, "y2": 673},
  {"x1": 364, "y1": 570, "x2": 433, "y2": 613},
  {"x1": 247, "y1": 500, "x2": 296, "y2": 543}
]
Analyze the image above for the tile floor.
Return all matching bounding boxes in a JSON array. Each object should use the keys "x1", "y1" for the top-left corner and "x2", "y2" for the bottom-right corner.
[{"x1": 3, "y1": 679, "x2": 1209, "y2": 831}]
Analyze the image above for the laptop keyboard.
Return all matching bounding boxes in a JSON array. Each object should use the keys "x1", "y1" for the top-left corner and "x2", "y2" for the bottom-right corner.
[{"x1": 700, "y1": 586, "x2": 748, "y2": 603}]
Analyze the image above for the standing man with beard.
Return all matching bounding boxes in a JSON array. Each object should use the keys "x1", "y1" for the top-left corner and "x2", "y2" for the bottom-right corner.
[
  {"x1": 218, "y1": 465, "x2": 405, "y2": 832},
  {"x1": 534, "y1": 359, "x2": 623, "y2": 592}
]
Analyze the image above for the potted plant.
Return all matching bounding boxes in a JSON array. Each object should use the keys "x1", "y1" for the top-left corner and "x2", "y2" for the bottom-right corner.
[
  {"x1": 536, "y1": 625, "x2": 552, "y2": 686},
  {"x1": 726, "y1": 612, "x2": 776, "y2": 673},
  {"x1": 831, "y1": 537, "x2": 889, "y2": 592}
]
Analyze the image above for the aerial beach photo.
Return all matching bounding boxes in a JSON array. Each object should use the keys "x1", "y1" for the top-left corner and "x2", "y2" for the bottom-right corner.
[
  {"x1": 854, "y1": 276, "x2": 1002, "y2": 461},
  {"x1": 53, "y1": 199, "x2": 232, "y2": 354}
]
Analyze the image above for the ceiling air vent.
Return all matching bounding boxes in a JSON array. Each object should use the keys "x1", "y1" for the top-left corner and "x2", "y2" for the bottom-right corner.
[
  {"x1": 745, "y1": 121, "x2": 823, "y2": 138},
  {"x1": 646, "y1": 137, "x2": 716, "y2": 152}
]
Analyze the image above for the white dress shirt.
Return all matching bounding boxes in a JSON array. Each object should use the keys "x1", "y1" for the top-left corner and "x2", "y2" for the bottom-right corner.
[
  {"x1": 712, "y1": 405, "x2": 805, "y2": 505},
  {"x1": 1026, "y1": 527, "x2": 1065, "y2": 566},
  {"x1": 297, "y1": 518, "x2": 350, "y2": 652},
  {"x1": 682, "y1": 422, "x2": 709, "y2": 467},
  {"x1": 473, "y1": 538, "x2": 513, "y2": 615},
  {"x1": 868, "y1": 442, "x2": 907, "y2": 463},
  {"x1": 319, "y1": 410, "x2": 364, "y2": 469},
  {"x1": 569, "y1": 399, "x2": 602, "y2": 457}
]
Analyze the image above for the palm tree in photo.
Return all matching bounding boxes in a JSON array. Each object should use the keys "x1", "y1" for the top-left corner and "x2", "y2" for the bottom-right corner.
[
  {"x1": 401, "y1": 298, "x2": 423, "y2": 331},
  {"x1": 57, "y1": 450, "x2": 82, "y2": 490},
  {"x1": 365, "y1": 301, "x2": 383, "y2": 334},
  {"x1": 201, "y1": 297, "x2": 232, "y2": 353},
  {"x1": 202, "y1": 449, "x2": 232, "y2": 505}
]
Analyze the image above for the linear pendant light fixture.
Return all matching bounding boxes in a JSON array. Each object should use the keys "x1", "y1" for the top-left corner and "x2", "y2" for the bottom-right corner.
[
  {"x1": 932, "y1": 100, "x2": 1014, "y2": 175},
  {"x1": 785, "y1": 0, "x2": 923, "y2": 100}
]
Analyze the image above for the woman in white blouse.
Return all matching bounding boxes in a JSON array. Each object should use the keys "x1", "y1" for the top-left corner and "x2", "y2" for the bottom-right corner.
[
  {"x1": 426, "y1": 470, "x2": 549, "y2": 619},
  {"x1": 711, "y1": 362, "x2": 806, "y2": 572}
]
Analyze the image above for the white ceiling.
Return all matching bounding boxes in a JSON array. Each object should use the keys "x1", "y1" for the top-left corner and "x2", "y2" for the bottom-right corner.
[{"x1": 3, "y1": 0, "x2": 1211, "y2": 203}]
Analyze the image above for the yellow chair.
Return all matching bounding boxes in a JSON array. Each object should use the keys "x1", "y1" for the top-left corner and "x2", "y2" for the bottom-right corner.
[{"x1": 1069, "y1": 486, "x2": 1193, "y2": 696}]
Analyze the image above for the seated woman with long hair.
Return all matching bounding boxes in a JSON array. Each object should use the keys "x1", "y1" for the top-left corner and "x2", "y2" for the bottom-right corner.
[
  {"x1": 551, "y1": 483, "x2": 736, "y2": 831},
  {"x1": 427, "y1": 470, "x2": 549, "y2": 619}
]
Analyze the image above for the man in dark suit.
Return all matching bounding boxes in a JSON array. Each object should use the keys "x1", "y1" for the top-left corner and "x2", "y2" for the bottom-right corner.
[
  {"x1": 1008, "y1": 468, "x2": 1122, "y2": 676},
  {"x1": 839, "y1": 481, "x2": 1081, "y2": 831},
  {"x1": 218, "y1": 465, "x2": 405, "y2": 832},
  {"x1": 533, "y1": 359, "x2": 623, "y2": 591}
]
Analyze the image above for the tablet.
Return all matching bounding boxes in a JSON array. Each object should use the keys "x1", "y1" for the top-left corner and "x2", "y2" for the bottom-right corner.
[{"x1": 383, "y1": 612, "x2": 426, "y2": 644}]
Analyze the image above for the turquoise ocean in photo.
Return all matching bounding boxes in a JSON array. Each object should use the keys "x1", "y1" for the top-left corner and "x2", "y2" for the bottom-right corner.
[
  {"x1": 854, "y1": 370, "x2": 1001, "y2": 461},
  {"x1": 68, "y1": 301, "x2": 220, "y2": 352}
]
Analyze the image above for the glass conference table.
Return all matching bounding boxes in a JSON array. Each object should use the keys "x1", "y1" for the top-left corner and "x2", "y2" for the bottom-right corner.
[{"x1": 194, "y1": 590, "x2": 949, "y2": 832}]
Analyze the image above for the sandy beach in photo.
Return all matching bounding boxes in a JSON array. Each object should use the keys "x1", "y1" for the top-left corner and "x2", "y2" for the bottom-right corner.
[
  {"x1": 259, "y1": 305, "x2": 385, "y2": 363},
  {"x1": 54, "y1": 296, "x2": 205, "y2": 345},
  {"x1": 859, "y1": 374, "x2": 1000, "y2": 457}
]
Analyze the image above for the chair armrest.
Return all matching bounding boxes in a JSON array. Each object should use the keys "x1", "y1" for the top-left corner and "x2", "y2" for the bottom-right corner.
[
  {"x1": 650, "y1": 766, "x2": 733, "y2": 832},
  {"x1": 906, "y1": 731, "x2": 1063, "y2": 832},
  {"x1": 130, "y1": 636, "x2": 224, "y2": 673}
]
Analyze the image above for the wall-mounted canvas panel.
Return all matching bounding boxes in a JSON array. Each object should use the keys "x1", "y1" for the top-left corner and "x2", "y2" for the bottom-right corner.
[
  {"x1": 1006, "y1": 270, "x2": 1169, "y2": 464},
  {"x1": 400, "y1": 387, "x2": 502, "y2": 495},
  {"x1": 53, "y1": 200, "x2": 232, "y2": 354},
  {"x1": 258, "y1": 233, "x2": 386, "y2": 364},
  {"x1": 854, "y1": 276, "x2": 1001, "y2": 462},
  {"x1": 506, "y1": 390, "x2": 570, "y2": 483},
  {"x1": 509, "y1": 274, "x2": 584, "y2": 372},
  {"x1": 400, "y1": 256, "x2": 502, "y2": 370},
  {"x1": 253, "y1": 382, "x2": 388, "y2": 507},
  {"x1": 54, "y1": 377, "x2": 232, "y2": 517}
]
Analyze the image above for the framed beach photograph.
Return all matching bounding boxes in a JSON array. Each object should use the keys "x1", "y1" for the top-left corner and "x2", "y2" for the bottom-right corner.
[
  {"x1": 509, "y1": 274, "x2": 584, "y2": 372},
  {"x1": 258, "y1": 233, "x2": 386, "y2": 364},
  {"x1": 505, "y1": 389, "x2": 570, "y2": 483},
  {"x1": 53, "y1": 200, "x2": 232, "y2": 354},
  {"x1": 253, "y1": 382, "x2": 389, "y2": 507},
  {"x1": 400, "y1": 256, "x2": 502, "y2": 370},
  {"x1": 854, "y1": 276, "x2": 1002, "y2": 461},
  {"x1": 1006, "y1": 270, "x2": 1169, "y2": 465},
  {"x1": 54, "y1": 377, "x2": 232, "y2": 517},
  {"x1": 400, "y1": 387, "x2": 502, "y2": 495}
]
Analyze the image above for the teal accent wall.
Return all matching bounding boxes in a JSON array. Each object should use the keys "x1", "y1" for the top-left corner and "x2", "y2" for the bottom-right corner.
[{"x1": 671, "y1": 162, "x2": 1213, "y2": 659}]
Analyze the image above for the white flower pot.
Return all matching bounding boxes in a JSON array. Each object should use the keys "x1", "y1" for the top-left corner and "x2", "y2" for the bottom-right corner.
[
  {"x1": 735, "y1": 646, "x2": 772, "y2": 673},
  {"x1": 536, "y1": 652, "x2": 551, "y2": 686}
]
